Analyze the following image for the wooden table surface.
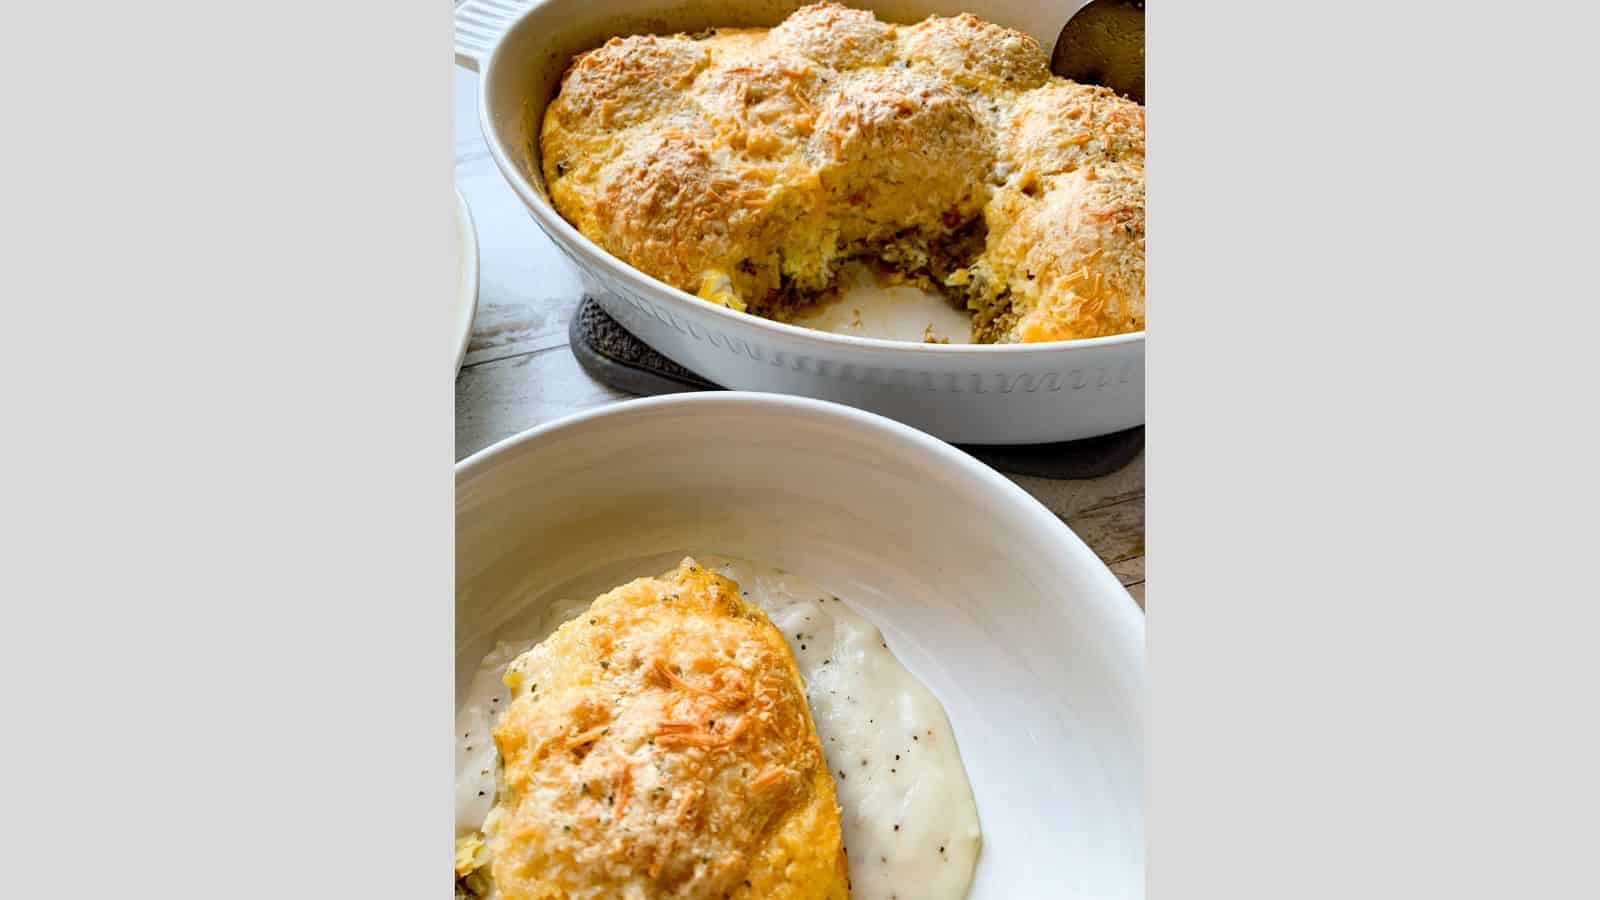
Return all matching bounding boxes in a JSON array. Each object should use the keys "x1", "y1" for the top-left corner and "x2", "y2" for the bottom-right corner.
[{"x1": 452, "y1": 67, "x2": 1145, "y2": 607}]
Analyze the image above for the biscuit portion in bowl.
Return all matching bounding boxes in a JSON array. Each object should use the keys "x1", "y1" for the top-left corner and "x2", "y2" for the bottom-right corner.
[{"x1": 470, "y1": 558, "x2": 850, "y2": 900}]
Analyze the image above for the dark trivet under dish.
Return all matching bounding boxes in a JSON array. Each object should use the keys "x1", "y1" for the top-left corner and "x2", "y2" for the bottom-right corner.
[{"x1": 569, "y1": 297, "x2": 1143, "y2": 480}]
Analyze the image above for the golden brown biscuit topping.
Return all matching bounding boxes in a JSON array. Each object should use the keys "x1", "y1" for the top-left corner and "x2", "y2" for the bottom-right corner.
[
  {"x1": 539, "y1": 2, "x2": 1145, "y2": 343},
  {"x1": 485, "y1": 559, "x2": 850, "y2": 900}
]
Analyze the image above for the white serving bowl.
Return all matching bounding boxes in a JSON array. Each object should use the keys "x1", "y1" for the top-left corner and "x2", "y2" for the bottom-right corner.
[
  {"x1": 453, "y1": 0, "x2": 1142, "y2": 445},
  {"x1": 456, "y1": 393, "x2": 1145, "y2": 897}
]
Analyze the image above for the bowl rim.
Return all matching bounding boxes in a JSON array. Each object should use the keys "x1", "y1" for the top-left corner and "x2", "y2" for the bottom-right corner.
[
  {"x1": 476, "y1": 14, "x2": 1146, "y2": 360},
  {"x1": 456, "y1": 392, "x2": 1146, "y2": 645},
  {"x1": 455, "y1": 187, "x2": 480, "y2": 375}
]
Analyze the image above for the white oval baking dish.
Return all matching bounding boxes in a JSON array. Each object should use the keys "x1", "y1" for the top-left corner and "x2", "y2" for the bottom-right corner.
[
  {"x1": 457, "y1": 392, "x2": 1145, "y2": 897},
  {"x1": 454, "y1": 0, "x2": 1141, "y2": 444}
]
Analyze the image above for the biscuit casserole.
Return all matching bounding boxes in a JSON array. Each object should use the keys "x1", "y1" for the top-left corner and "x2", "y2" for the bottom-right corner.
[{"x1": 537, "y1": 2, "x2": 1145, "y2": 343}]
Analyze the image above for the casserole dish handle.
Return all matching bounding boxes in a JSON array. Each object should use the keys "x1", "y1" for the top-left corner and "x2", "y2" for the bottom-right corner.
[{"x1": 454, "y1": 0, "x2": 535, "y2": 71}]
